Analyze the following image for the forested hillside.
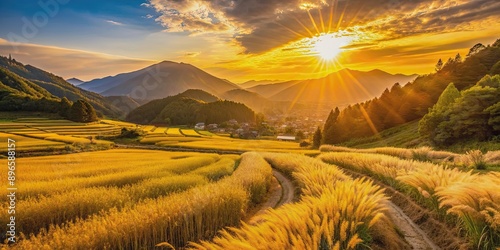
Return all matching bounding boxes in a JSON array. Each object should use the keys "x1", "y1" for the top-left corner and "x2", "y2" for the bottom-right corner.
[
  {"x1": 126, "y1": 89, "x2": 255, "y2": 125},
  {"x1": 322, "y1": 39, "x2": 500, "y2": 144},
  {"x1": 0, "y1": 56, "x2": 121, "y2": 117}
]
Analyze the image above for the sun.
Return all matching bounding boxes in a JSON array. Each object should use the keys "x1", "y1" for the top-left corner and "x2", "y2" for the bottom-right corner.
[{"x1": 311, "y1": 33, "x2": 351, "y2": 61}]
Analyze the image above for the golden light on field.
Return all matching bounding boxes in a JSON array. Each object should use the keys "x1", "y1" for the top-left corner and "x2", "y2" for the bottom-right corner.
[{"x1": 311, "y1": 33, "x2": 351, "y2": 61}]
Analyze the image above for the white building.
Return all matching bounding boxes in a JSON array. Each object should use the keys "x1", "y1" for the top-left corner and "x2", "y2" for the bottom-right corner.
[{"x1": 277, "y1": 135, "x2": 296, "y2": 141}]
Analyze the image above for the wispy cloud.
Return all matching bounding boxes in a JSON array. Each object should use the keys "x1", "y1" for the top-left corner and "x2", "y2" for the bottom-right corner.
[
  {"x1": 144, "y1": 0, "x2": 500, "y2": 54},
  {"x1": 0, "y1": 39, "x2": 156, "y2": 81},
  {"x1": 106, "y1": 20, "x2": 124, "y2": 26}
]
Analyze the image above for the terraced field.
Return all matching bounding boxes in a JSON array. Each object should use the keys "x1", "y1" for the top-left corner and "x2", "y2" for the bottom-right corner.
[
  {"x1": 0, "y1": 150, "x2": 275, "y2": 249},
  {"x1": 0, "y1": 132, "x2": 67, "y2": 152}
]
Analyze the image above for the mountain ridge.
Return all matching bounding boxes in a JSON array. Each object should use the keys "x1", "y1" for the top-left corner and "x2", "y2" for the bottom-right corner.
[{"x1": 80, "y1": 61, "x2": 240, "y2": 100}]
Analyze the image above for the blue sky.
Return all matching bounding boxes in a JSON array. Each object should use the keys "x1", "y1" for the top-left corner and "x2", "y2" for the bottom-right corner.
[
  {"x1": 0, "y1": 0, "x2": 162, "y2": 55},
  {"x1": 0, "y1": 0, "x2": 499, "y2": 82}
]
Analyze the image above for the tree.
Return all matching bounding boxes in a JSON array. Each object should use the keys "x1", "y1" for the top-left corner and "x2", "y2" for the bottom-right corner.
[
  {"x1": 312, "y1": 126, "x2": 322, "y2": 149},
  {"x1": 419, "y1": 83, "x2": 461, "y2": 140},
  {"x1": 322, "y1": 107, "x2": 339, "y2": 144},
  {"x1": 435, "y1": 59, "x2": 443, "y2": 72},
  {"x1": 438, "y1": 85, "x2": 500, "y2": 143},
  {"x1": 454, "y1": 53, "x2": 462, "y2": 63},
  {"x1": 295, "y1": 130, "x2": 305, "y2": 140},
  {"x1": 486, "y1": 102, "x2": 500, "y2": 135},
  {"x1": 82, "y1": 100, "x2": 98, "y2": 122},
  {"x1": 467, "y1": 43, "x2": 486, "y2": 57},
  {"x1": 493, "y1": 39, "x2": 500, "y2": 48},
  {"x1": 58, "y1": 97, "x2": 72, "y2": 118},
  {"x1": 68, "y1": 99, "x2": 98, "y2": 123}
]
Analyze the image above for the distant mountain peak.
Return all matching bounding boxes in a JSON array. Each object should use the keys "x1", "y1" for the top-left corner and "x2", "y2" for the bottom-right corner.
[
  {"x1": 66, "y1": 77, "x2": 84, "y2": 86},
  {"x1": 79, "y1": 60, "x2": 239, "y2": 100}
]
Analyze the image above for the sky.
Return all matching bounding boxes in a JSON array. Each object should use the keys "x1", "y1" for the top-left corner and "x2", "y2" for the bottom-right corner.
[{"x1": 0, "y1": 0, "x2": 499, "y2": 82}]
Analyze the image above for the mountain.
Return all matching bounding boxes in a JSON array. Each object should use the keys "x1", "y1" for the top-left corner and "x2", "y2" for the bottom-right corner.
[
  {"x1": 262, "y1": 69, "x2": 417, "y2": 106},
  {"x1": 0, "y1": 56, "x2": 122, "y2": 117},
  {"x1": 126, "y1": 89, "x2": 254, "y2": 125},
  {"x1": 221, "y1": 89, "x2": 273, "y2": 112},
  {"x1": 66, "y1": 78, "x2": 84, "y2": 86},
  {"x1": 238, "y1": 80, "x2": 283, "y2": 89},
  {"x1": 247, "y1": 80, "x2": 301, "y2": 98},
  {"x1": 79, "y1": 61, "x2": 240, "y2": 101}
]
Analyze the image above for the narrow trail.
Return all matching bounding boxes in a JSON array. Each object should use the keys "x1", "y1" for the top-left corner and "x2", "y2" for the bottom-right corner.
[
  {"x1": 386, "y1": 200, "x2": 440, "y2": 250},
  {"x1": 337, "y1": 167, "x2": 466, "y2": 250},
  {"x1": 246, "y1": 169, "x2": 295, "y2": 225}
]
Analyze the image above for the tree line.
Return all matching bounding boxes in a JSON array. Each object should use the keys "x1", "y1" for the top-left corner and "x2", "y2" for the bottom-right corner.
[{"x1": 126, "y1": 90, "x2": 256, "y2": 126}]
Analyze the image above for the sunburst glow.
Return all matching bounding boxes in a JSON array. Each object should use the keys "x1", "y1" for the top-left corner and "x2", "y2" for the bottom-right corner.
[{"x1": 311, "y1": 34, "x2": 351, "y2": 61}]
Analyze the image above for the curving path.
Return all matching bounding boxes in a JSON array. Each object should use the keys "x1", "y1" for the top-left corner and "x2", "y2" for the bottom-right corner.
[
  {"x1": 246, "y1": 169, "x2": 295, "y2": 225},
  {"x1": 338, "y1": 167, "x2": 445, "y2": 250},
  {"x1": 386, "y1": 201, "x2": 440, "y2": 250}
]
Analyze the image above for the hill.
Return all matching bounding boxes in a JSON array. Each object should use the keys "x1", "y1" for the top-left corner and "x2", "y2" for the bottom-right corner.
[
  {"x1": 266, "y1": 69, "x2": 417, "y2": 106},
  {"x1": 0, "y1": 56, "x2": 121, "y2": 117},
  {"x1": 66, "y1": 78, "x2": 84, "y2": 86},
  {"x1": 221, "y1": 89, "x2": 274, "y2": 112},
  {"x1": 0, "y1": 67, "x2": 60, "y2": 112},
  {"x1": 79, "y1": 61, "x2": 240, "y2": 100},
  {"x1": 322, "y1": 39, "x2": 500, "y2": 144},
  {"x1": 238, "y1": 80, "x2": 283, "y2": 89},
  {"x1": 126, "y1": 89, "x2": 254, "y2": 125},
  {"x1": 247, "y1": 80, "x2": 300, "y2": 98}
]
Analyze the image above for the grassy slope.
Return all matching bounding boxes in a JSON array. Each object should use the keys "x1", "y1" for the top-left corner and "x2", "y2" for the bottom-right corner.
[
  {"x1": 341, "y1": 120, "x2": 423, "y2": 149},
  {"x1": 340, "y1": 120, "x2": 500, "y2": 153}
]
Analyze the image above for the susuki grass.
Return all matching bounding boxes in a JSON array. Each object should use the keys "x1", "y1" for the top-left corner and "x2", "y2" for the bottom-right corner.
[
  {"x1": 7, "y1": 152, "x2": 272, "y2": 249},
  {"x1": 191, "y1": 153, "x2": 388, "y2": 249},
  {"x1": 1, "y1": 175, "x2": 209, "y2": 237},
  {"x1": 319, "y1": 151, "x2": 500, "y2": 249}
]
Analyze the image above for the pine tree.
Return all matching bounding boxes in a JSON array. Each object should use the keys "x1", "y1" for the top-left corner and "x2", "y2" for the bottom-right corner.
[
  {"x1": 322, "y1": 107, "x2": 339, "y2": 144},
  {"x1": 312, "y1": 126, "x2": 322, "y2": 149},
  {"x1": 58, "y1": 97, "x2": 72, "y2": 118},
  {"x1": 435, "y1": 59, "x2": 443, "y2": 72}
]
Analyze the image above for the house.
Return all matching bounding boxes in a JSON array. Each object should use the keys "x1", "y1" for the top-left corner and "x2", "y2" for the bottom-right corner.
[
  {"x1": 206, "y1": 124, "x2": 218, "y2": 130},
  {"x1": 194, "y1": 122, "x2": 205, "y2": 130},
  {"x1": 277, "y1": 135, "x2": 296, "y2": 141},
  {"x1": 227, "y1": 119, "x2": 238, "y2": 126}
]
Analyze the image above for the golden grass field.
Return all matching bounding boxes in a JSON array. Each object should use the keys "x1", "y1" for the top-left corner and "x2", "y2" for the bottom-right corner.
[
  {"x1": 1, "y1": 118, "x2": 499, "y2": 249},
  {"x1": 0, "y1": 151, "x2": 275, "y2": 249},
  {"x1": 319, "y1": 150, "x2": 500, "y2": 248}
]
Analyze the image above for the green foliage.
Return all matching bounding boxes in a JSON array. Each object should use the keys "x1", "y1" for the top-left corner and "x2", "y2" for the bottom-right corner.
[
  {"x1": 421, "y1": 75, "x2": 500, "y2": 145},
  {"x1": 322, "y1": 107, "x2": 339, "y2": 144},
  {"x1": 127, "y1": 90, "x2": 255, "y2": 125},
  {"x1": 69, "y1": 100, "x2": 99, "y2": 123},
  {"x1": 0, "y1": 55, "x2": 122, "y2": 117},
  {"x1": 419, "y1": 83, "x2": 461, "y2": 139},
  {"x1": 58, "y1": 97, "x2": 72, "y2": 118},
  {"x1": 313, "y1": 126, "x2": 322, "y2": 149},
  {"x1": 118, "y1": 127, "x2": 145, "y2": 138}
]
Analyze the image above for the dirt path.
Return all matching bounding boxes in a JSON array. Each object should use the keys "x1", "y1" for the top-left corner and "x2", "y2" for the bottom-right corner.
[
  {"x1": 337, "y1": 167, "x2": 466, "y2": 250},
  {"x1": 246, "y1": 169, "x2": 295, "y2": 224},
  {"x1": 337, "y1": 168, "x2": 439, "y2": 249},
  {"x1": 386, "y1": 201, "x2": 440, "y2": 250}
]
